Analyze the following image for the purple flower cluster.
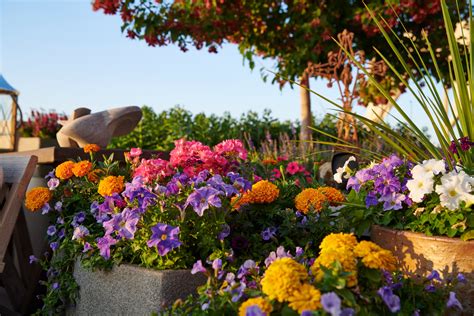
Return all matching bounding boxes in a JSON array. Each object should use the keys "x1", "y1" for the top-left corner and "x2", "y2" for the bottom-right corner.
[
  {"x1": 377, "y1": 286, "x2": 401, "y2": 313},
  {"x1": 347, "y1": 155, "x2": 412, "y2": 210},
  {"x1": 449, "y1": 136, "x2": 473, "y2": 154}
]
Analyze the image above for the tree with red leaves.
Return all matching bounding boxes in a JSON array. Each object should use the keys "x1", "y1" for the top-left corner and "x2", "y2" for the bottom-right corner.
[{"x1": 92, "y1": 0, "x2": 468, "y2": 144}]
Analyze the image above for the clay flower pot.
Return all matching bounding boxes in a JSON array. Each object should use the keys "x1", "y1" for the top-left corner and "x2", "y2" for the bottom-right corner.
[
  {"x1": 371, "y1": 225, "x2": 474, "y2": 313},
  {"x1": 70, "y1": 261, "x2": 206, "y2": 315}
]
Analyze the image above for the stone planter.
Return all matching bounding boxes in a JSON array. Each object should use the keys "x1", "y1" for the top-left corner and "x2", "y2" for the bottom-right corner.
[
  {"x1": 17, "y1": 137, "x2": 58, "y2": 152},
  {"x1": 71, "y1": 260, "x2": 206, "y2": 315},
  {"x1": 371, "y1": 225, "x2": 474, "y2": 313}
]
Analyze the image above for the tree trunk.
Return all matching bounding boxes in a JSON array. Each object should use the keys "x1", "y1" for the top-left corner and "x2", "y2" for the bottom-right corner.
[{"x1": 299, "y1": 74, "x2": 312, "y2": 153}]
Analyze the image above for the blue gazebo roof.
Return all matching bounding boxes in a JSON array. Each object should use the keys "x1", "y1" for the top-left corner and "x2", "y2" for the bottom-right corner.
[{"x1": 0, "y1": 74, "x2": 18, "y2": 96}]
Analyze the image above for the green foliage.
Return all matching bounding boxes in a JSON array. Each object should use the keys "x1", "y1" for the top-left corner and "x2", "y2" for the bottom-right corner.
[{"x1": 109, "y1": 106, "x2": 299, "y2": 151}]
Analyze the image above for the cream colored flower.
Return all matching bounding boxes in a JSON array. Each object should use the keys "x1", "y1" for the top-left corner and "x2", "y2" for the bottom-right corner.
[
  {"x1": 435, "y1": 171, "x2": 473, "y2": 211},
  {"x1": 334, "y1": 156, "x2": 356, "y2": 184},
  {"x1": 407, "y1": 175, "x2": 434, "y2": 203},
  {"x1": 411, "y1": 159, "x2": 446, "y2": 179}
]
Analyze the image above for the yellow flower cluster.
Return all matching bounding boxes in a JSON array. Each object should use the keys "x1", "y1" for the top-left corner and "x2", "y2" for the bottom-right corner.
[
  {"x1": 312, "y1": 233, "x2": 359, "y2": 287},
  {"x1": 294, "y1": 187, "x2": 345, "y2": 214},
  {"x1": 262, "y1": 158, "x2": 277, "y2": 165},
  {"x1": 232, "y1": 180, "x2": 279, "y2": 210},
  {"x1": 354, "y1": 241, "x2": 397, "y2": 271},
  {"x1": 287, "y1": 283, "x2": 321, "y2": 314},
  {"x1": 83, "y1": 144, "x2": 100, "y2": 153},
  {"x1": 72, "y1": 160, "x2": 93, "y2": 177},
  {"x1": 261, "y1": 258, "x2": 308, "y2": 302},
  {"x1": 25, "y1": 187, "x2": 52, "y2": 212},
  {"x1": 55, "y1": 161, "x2": 75, "y2": 180},
  {"x1": 238, "y1": 297, "x2": 272, "y2": 316},
  {"x1": 98, "y1": 175, "x2": 125, "y2": 197}
]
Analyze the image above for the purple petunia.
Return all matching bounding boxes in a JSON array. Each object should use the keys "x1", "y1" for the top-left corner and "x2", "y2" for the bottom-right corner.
[
  {"x1": 50, "y1": 241, "x2": 59, "y2": 251},
  {"x1": 102, "y1": 208, "x2": 140, "y2": 240},
  {"x1": 446, "y1": 291, "x2": 463, "y2": 310},
  {"x1": 261, "y1": 227, "x2": 277, "y2": 241},
  {"x1": 218, "y1": 224, "x2": 230, "y2": 241},
  {"x1": 123, "y1": 176, "x2": 156, "y2": 210},
  {"x1": 47, "y1": 225, "x2": 57, "y2": 236},
  {"x1": 96, "y1": 235, "x2": 118, "y2": 259},
  {"x1": 147, "y1": 223, "x2": 181, "y2": 256},
  {"x1": 29, "y1": 255, "x2": 38, "y2": 264},
  {"x1": 377, "y1": 286, "x2": 401, "y2": 313},
  {"x1": 191, "y1": 260, "x2": 207, "y2": 274},
  {"x1": 41, "y1": 203, "x2": 51, "y2": 215},
  {"x1": 83, "y1": 242, "x2": 93, "y2": 253},
  {"x1": 321, "y1": 292, "x2": 342, "y2": 316},
  {"x1": 72, "y1": 225, "x2": 90, "y2": 240},
  {"x1": 244, "y1": 305, "x2": 265, "y2": 316},
  {"x1": 47, "y1": 178, "x2": 60, "y2": 190},
  {"x1": 185, "y1": 186, "x2": 222, "y2": 216}
]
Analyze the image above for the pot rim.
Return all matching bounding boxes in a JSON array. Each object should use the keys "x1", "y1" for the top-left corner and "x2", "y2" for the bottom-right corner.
[{"x1": 371, "y1": 224, "x2": 474, "y2": 244}]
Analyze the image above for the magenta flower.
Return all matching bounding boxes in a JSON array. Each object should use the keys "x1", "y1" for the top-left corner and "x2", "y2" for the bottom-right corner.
[
  {"x1": 286, "y1": 161, "x2": 304, "y2": 175},
  {"x1": 147, "y1": 223, "x2": 181, "y2": 256},
  {"x1": 129, "y1": 147, "x2": 142, "y2": 158},
  {"x1": 213, "y1": 139, "x2": 248, "y2": 160}
]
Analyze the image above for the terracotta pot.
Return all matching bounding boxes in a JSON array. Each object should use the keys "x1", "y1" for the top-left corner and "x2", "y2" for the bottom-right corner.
[{"x1": 371, "y1": 225, "x2": 474, "y2": 314}]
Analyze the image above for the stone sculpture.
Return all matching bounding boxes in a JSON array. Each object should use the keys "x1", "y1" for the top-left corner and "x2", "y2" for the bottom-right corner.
[{"x1": 56, "y1": 106, "x2": 142, "y2": 148}]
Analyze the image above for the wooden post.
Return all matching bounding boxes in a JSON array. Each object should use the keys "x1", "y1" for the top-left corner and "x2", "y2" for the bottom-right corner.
[{"x1": 299, "y1": 73, "x2": 311, "y2": 154}]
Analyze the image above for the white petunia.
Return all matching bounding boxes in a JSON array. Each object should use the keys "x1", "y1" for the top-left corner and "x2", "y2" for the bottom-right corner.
[
  {"x1": 407, "y1": 175, "x2": 435, "y2": 203},
  {"x1": 435, "y1": 170, "x2": 474, "y2": 211},
  {"x1": 411, "y1": 159, "x2": 446, "y2": 179},
  {"x1": 333, "y1": 156, "x2": 356, "y2": 184}
]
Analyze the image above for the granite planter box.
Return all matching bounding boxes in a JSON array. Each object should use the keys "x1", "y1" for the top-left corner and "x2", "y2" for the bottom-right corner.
[
  {"x1": 371, "y1": 225, "x2": 474, "y2": 314},
  {"x1": 71, "y1": 260, "x2": 206, "y2": 315}
]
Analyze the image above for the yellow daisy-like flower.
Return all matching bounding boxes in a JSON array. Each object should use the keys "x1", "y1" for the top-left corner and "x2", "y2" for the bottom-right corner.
[
  {"x1": 72, "y1": 160, "x2": 93, "y2": 177},
  {"x1": 287, "y1": 283, "x2": 321, "y2": 314},
  {"x1": 25, "y1": 187, "x2": 52, "y2": 212},
  {"x1": 294, "y1": 188, "x2": 327, "y2": 214},
  {"x1": 238, "y1": 297, "x2": 273, "y2": 316},
  {"x1": 354, "y1": 241, "x2": 397, "y2": 271},
  {"x1": 55, "y1": 161, "x2": 75, "y2": 180},
  {"x1": 319, "y1": 233, "x2": 358, "y2": 252},
  {"x1": 261, "y1": 258, "x2": 308, "y2": 302},
  {"x1": 98, "y1": 175, "x2": 125, "y2": 197},
  {"x1": 317, "y1": 187, "x2": 345, "y2": 205},
  {"x1": 83, "y1": 144, "x2": 100, "y2": 153},
  {"x1": 248, "y1": 180, "x2": 279, "y2": 204},
  {"x1": 311, "y1": 247, "x2": 358, "y2": 287}
]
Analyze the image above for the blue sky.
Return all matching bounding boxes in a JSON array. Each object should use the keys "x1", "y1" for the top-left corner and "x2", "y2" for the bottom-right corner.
[{"x1": 1, "y1": 0, "x2": 429, "y2": 133}]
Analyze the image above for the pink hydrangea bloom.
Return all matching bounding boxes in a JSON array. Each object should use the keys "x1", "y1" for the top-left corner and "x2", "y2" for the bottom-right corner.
[
  {"x1": 213, "y1": 139, "x2": 248, "y2": 160},
  {"x1": 130, "y1": 148, "x2": 142, "y2": 158},
  {"x1": 133, "y1": 158, "x2": 173, "y2": 184}
]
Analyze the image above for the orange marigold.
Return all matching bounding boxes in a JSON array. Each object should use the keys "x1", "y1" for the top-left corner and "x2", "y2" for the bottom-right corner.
[
  {"x1": 354, "y1": 241, "x2": 397, "y2": 271},
  {"x1": 98, "y1": 175, "x2": 124, "y2": 197},
  {"x1": 25, "y1": 187, "x2": 52, "y2": 212},
  {"x1": 294, "y1": 188, "x2": 327, "y2": 214},
  {"x1": 55, "y1": 161, "x2": 75, "y2": 180},
  {"x1": 248, "y1": 180, "x2": 279, "y2": 204},
  {"x1": 317, "y1": 187, "x2": 345, "y2": 205},
  {"x1": 262, "y1": 158, "x2": 278, "y2": 165},
  {"x1": 231, "y1": 193, "x2": 251, "y2": 210},
  {"x1": 83, "y1": 144, "x2": 100, "y2": 153},
  {"x1": 72, "y1": 160, "x2": 93, "y2": 177},
  {"x1": 87, "y1": 169, "x2": 103, "y2": 183}
]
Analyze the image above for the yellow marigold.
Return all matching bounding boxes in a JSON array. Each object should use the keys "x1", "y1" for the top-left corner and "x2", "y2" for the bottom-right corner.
[
  {"x1": 87, "y1": 168, "x2": 103, "y2": 183},
  {"x1": 287, "y1": 283, "x2": 321, "y2": 314},
  {"x1": 262, "y1": 158, "x2": 278, "y2": 165},
  {"x1": 319, "y1": 233, "x2": 358, "y2": 252},
  {"x1": 317, "y1": 187, "x2": 345, "y2": 205},
  {"x1": 294, "y1": 188, "x2": 327, "y2": 214},
  {"x1": 238, "y1": 297, "x2": 273, "y2": 316},
  {"x1": 248, "y1": 180, "x2": 279, "y2": 204},
  {"x1": 55, "y1": 161, "x2": 75, "y2": 180},
  {"x1": 72, "y1": 160, "x2": 93, "y2": 177},
  {"x1": 354, "y1": 241, "x2": 397, "y2": 271},
  {"x1": 311, "y1": 248, "x2": 358, "y2": 287},
  {"x1": 83, "y1": 144, "x2": 100, "y2": 153},
  {"x1": 98, "y1": 175, "x2": 124, "y2": 197},
  {"x1": 261, "y1": 258, "x2": 308, "y2": 302},
  {"x1": 25, "y1": 187, "x2": 52, "y2": 212}
]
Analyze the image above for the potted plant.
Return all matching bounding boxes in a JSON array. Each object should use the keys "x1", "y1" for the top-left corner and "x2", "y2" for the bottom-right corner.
[{"x1": 17, "y1": 109, "x2": 67, "y2": 151}]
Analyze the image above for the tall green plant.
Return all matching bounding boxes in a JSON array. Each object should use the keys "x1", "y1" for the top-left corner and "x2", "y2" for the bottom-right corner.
[{"x1": 310, "y1": 0, "x2": 474, "y2": 173}]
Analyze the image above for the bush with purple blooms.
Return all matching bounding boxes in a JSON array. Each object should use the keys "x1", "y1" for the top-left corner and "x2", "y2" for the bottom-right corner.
[
  {"x1": 160, "y1": 233, "x2": 465, "y2": 316},
  {"x1": 333, "y1": 155, "x2": 474, "y2": 239}
]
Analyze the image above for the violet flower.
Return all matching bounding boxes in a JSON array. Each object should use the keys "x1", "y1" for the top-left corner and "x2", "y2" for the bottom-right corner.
[
  {"x1": 321, "y1": 292, "x2": 342, "y2": 316},
  {"x1": 446, "y1": 291, "x2": 463, "y2": 310},
  {"x1": 47, "y1": 225, "x2": 57, "y2": 237},
  {"x1": 261, "y1": 227, "x2": 277, "y2": 241},
  {"x1": 377, "y1": 286, "x2": 400, "y2": 313},
  {"x1": 244, "y1": 305, "x2": 265, "y2": 316},
  {"x1": 191, "y1": 260, "x2": 207, "y2": 274},
  {"x1": 72, "y1": 225, "x2": 90, "y2": 240},
  {"x1": 96, "y1": 235, "x2": 118, "y2": 259},
  {"x1": 147, "y1": 223, "x2": 181, "y2": 256},
  {"x1": 102, "y1": 208, "x2": 140, "y2": 240},
  {"x1": 29, "y1": 255, "x2": 38, "y2": 264},
  {"x1": 185, "y1": 186, "x2": 222, "y2": 216}
]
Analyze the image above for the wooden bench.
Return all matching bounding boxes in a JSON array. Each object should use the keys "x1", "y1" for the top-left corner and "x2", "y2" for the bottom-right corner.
[{"x1": 0, "y1": 155, "x2": 38, "y2": 314}]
